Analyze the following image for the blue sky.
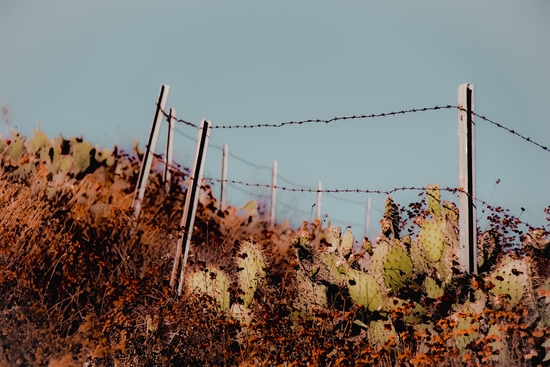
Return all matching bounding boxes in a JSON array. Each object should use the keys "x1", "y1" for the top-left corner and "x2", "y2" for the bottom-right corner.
[{"x1": 1, "y1": 1, "x2": 549, "y2": 239}]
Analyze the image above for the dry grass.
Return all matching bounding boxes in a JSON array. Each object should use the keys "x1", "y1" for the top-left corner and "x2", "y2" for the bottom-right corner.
[{"x1": 0, "y1": 138, "x2": 549, "y2": 366}]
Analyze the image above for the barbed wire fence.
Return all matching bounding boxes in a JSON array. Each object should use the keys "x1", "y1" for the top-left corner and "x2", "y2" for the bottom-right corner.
[
  {"x1": 171, "y1": 124, "x2": 383, "y2": 227},
  {"x1": 135, "y1": 84, "x2": 549, "y2": 288},
  {"x1": 149, "y1": 97, "x2": 549, "y2": 235},
  {"x1": 163, "y1": 103, "x2": 548, "y2": 235}
]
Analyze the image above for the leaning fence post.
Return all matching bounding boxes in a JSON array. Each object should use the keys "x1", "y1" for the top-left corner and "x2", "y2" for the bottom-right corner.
[
  {"x1": 458, "y1": 83, "x2": 477, "y2": 274},
  {"x1": 164, "y1": 107, "x2": 175, "y2": 193},
  {"x1": 170, "y1": 119, "x2": 212, "y2": 295},
  {"x1": 270, "y1": 161, "x2": 277, "y2": 225},
  {"x1": 132, "y1": 84, "x2": 170, "y2": 218},
  {"x1": 221, "y1": 144, "x2": 228, "y2": 211}
]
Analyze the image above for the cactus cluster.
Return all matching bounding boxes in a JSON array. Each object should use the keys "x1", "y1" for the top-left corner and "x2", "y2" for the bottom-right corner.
[{"x1": 0, "y1": 129, "x2": 116, "y2": 182}]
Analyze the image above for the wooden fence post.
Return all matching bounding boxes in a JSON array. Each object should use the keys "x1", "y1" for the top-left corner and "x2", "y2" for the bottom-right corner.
[
  {"x1": 458, "y1": 83, "x2": 477, "y2": 274},
  {"x1": 132, "y1": 84, "x2": 170, "y2": 218}
]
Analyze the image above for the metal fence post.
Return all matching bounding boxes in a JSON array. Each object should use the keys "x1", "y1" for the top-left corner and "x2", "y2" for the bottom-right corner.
[
  {"x1": 221, "y1": 144, "x2": 228, "y2": 211},
  {"x1": 365, "y1": 197, "x2": 371, "y2": 239},
  {"x1": 316, "y1": 182, "x2": 322, "y2": 219},
  {"x1": 170, "y1": 119, "x2": 213, "y2": 295},
  {"x1": 132, "y1": 84, "x2": 170, "y2": 217},
  {"x1": 271, "y1": 161, "x2": 277, "y2": 225},
  {"x1": 164, "y1": 107, "x2": 175, "y2": 193},
  {"x1": 458, "y1": 83, "x2": 477, "y2": 274}
]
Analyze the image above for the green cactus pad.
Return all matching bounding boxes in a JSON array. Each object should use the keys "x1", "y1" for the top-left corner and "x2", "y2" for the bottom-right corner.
[
  {"x1": 72, "y1": 140, "x2": 92, "y2": 173},
  {"x1": 409, "y1": 239, "x2": 429, "y2": 274},
  {"x1": 340, "y1": 229, "x2": 354, "y2": 256},
  {"x1": 371, "y1": 241, "x2": 413, "y2": 293},
  {"x1": 29, "y1": 130, "x2": 50, "y2": 153},
  {"x1": 420, "y1": 219, "x2": 445, "y2": 262},
  {"x1": 442, "y1": 201, "x2": 459, "y2": 227},
  {"x1": 186, "y1": 267, "x2": 231, "y2": 311},
  {"x1": 325, "y1": 226, "x2": 342, "y2": 252},
  {"x1": 424, "y1": 277, "x2": 444, "y2": 299},
  {"x1": 426, "y1": 184, "x2": 441, "y2": 217},
  {"x1": 95, "y1": 147, "x2": 115, "y2": 167},
  {"x1": 9, "y1": 135, "x2": 24, "y2": 162},
  {"x1": 59, "y1": 156, "x2": 72, "y2": 172},
  {"x1": 486, "y1": 324, "x2": 506, "y2": 363},
  {"x1": 362, "y1": 237, "x2": 373, "y2": 255},
  {"x1": 318, "y1": 253, "x2": 346, "y2": 283},
  {"x1": 489, "y1": 258, "x2": 529, "y2": 308},
  {"x1": 237, "y1": 241, "x2": 266, "y2": 307},
  {"x1": 453, "y1": 309, "x2": 479, "y2": 354},
  {"x1": 347, "y1": 269, "x2": 383, "y2": 312}
]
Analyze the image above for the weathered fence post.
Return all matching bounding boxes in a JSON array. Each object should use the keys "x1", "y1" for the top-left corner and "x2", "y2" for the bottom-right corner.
[
  {"x1": 458, "y1": 83, "x2": 477, "y2": 274},
  {"x1": 170, "y1": 119, "x2": 212, "y2": 295},
  {"x1": 132, "y1": 84, "x2": 170, "y2": 218}
]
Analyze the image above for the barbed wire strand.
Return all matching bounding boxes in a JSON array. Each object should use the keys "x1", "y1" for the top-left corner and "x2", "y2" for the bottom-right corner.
[
  {"x1": 201, "y1": 177, "x2": 492, "y2": 207},
  {"x1": 456, "y1": 106, "x2": 549, "y2": 152},
  {"x1": 163, "y1": 104, "x2": 549, "y2": 154},
  {"x1": 143, "y1": 154, "x2": 538, "y2": 233},
  {"x1": 161, "y1": 105, "x2": 454, "y2": 130}
]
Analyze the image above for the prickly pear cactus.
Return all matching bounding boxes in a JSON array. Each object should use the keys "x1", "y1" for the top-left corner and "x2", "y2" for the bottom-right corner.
[
  {"x1": 237, "y1": 241, "x2": 266, "y2": 307},
  {"x1": 9, "y1": 133, "x2": 25, "y2": 162},
  {"x1": 452, "y1": 308, "x2": 479, "y2": 354},
  {"x1": 29, "y1": 129, "x2": 50, "y2": 153},
  {"x1": 325, "y1": 225, "x2": 342, "y2": 253},
  {"x1": 424, "y1": 277, "x2": 444, "y2": 299},
  {"x1": 95, "y1": 147, "x2": 115, "y2": 167},
  {"x1": 186, "y1": 267, "x2": 231, "y2": 311},
  {"x1": 419, "y1": 219, "x2": 445, "y2": 262},
  {"x1": 382, "y1": 196, "x2": 400, "y2": 239},
  {"x1": 72, "y1": 140, "x2": 92, "y2": 173},
  {"x1": 370, "y1": 240, "x2": 413, "y2": 293},
  {"x1": 340, "y1": 229, "x2": 354, "y2": 257},
  {"x1": 488, "y1": 257, "x2": 530, "y2": 308},
  {"x1": 346, "y1": 269, "x2": 383, "y2": 312},
  {"x1": 486, "y1": 324, "x2": 506, "y2": 363},
  {"x1": 427, "y1": 184, "x2": 441, "y2": 217}
]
